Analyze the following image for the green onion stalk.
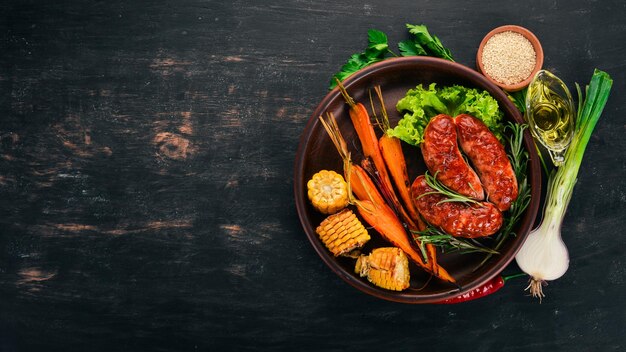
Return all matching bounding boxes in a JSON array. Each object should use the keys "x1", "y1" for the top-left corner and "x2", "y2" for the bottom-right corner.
[{"x1": 515, "y1": 69, "x2": 613, "y2": 302}]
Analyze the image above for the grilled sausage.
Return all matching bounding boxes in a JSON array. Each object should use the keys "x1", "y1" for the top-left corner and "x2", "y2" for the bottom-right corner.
[
  {"x1": 411, "y1": 175, "x2": 503, "y2": 238},
  {"x1": 455, "y1": 114, "x2": 518, "y2": 211},
  {"x1": 421, "y1": 114, "x2": 484, "y2": 200}
]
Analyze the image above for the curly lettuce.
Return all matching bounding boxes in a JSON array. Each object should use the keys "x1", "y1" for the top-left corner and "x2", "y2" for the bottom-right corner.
[{"x1": 389, "y1": 83, "x2": 504, "y2": 145}]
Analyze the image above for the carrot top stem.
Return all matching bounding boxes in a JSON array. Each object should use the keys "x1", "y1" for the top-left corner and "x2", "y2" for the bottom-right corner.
[
  {"x1": 335, "y1": 78, "x2": 356, "y2": 108},
  {"x1": 318, "y1": 112, "x2": 350, "y2": 161},
  {"x1": 373, "y1": 86, "x2": 392, "y2": 132}
]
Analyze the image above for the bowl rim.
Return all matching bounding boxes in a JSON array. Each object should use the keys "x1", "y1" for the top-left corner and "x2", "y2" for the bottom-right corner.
[
  {"x1": 293, "y1": 56, "x2": 541, "y2": 303},
  {"x1": 476, "y1": 25, "x2": 544, "y2": 92}
]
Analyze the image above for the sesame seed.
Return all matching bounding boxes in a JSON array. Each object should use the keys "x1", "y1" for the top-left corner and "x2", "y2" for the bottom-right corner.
[{"x1": 481, "y1": 31, "x2": 537, "y2": 85}]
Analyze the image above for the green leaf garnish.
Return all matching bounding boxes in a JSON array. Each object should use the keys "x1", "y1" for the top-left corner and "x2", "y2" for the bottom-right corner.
[
  {"x1": 412, "y1": 226, "x2": 499, "y2": 255},
  {"x1": 418, "y1": 171, "x2": 483, "y2": 206},
  {"x1": 388, "y1": 83, "x2": 504, "y2": 145},
  {"x1": 329, "y1": 24, "x2": 454, "y2": 90},
  {"x1": 507, "y1": 88, "x2": 528, "y2": 114},
  {"x1": 405, "y1": 24, "x2": 454, "y2": 61},
  {"x1": 398, "y1": 40, "x2": 427, "y2": 56},
  {"x1": 367, "y1": 29, "x2": 388, "y2": 51},
  {"x1": 329, "y1": 29, "x2": 390, "y2": 89}
]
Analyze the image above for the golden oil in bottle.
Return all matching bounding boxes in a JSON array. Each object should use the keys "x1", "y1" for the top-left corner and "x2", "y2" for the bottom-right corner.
[{"x1": 525, "y1": 70, "x2": 575, "y2": 166}]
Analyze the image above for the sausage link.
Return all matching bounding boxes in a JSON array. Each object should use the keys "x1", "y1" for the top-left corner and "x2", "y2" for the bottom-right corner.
[
  {"x1": 411, "y1": 175, "x2": 503, "y2": 238},
  {"x1": 454, "y1": 114, "x2": 518, "y2": 211},
  {"x1": 421, "y1": 114, "x2": 484, "y2": 200}
]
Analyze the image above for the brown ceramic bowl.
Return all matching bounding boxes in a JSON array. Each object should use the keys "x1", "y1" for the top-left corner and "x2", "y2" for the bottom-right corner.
[
  {"x1": 476, "y1": 25, "x2": 544, "y2": 92},
  {"x1": 294, "y1": 57, "x2": 541, "y2": 304}
]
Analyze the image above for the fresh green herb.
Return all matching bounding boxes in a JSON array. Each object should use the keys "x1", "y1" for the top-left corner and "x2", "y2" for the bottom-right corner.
[
  {"x1": 412, "y1": 226, "x2": 498, "y2": 255},
  {"x1": 367, "y1": 29, "x2": 390, "y2": 52},
  {"x1": 398, "y1": 40, "x2": 427, "y2": 56},
  {"x1": 507, "y1": 88, "x2": 528, "y2": 114},
  {"x1": 329, "y1": 29, "x2": 392, "y2": 89},
  {"x1": 506, "y1": 87, "x2": 551, "y2": 175},
  {"x1": 399, "y1": 24, "x2": 454, "y2": 61},
  {"x1": 506, "y1": 122, "x2": 529, "y2": 179},
  {"x1": 418, "y1": 171, "x2": 483, "y2": 206},
  {"x1": 389, "y1": 83, "x2": 504, "y2": 145},
  {"x1": 329, "y1": 24, "x2": 453, "y2": 90},
  {"x1": 475, "y1": 122, "x2": 532, "y2": 270}
]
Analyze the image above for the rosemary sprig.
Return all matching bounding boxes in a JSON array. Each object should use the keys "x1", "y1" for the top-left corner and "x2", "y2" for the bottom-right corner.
[
  {"x1": 507, "y1": 89, "x2": 551, "y2": 175},
  {"x1": 474, "y1": 122, "x2": 532, "y2": 270},
  {"x1": 418, "y1": 171, "x2": 482, "y2": 206},
  {"x1": 412, "y1": 226, "x2": 499, "y2": 255},
  {"x1": 506, "y1": 122, "x2": 528, "y2": 179}
]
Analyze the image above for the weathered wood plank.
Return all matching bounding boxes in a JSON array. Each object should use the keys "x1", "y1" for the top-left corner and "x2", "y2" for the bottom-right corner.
[{"x1": 0, "y1": 0, "x2": 625, "y2": 350}]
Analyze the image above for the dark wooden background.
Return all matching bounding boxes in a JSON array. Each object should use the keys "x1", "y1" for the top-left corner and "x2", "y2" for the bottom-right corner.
[{"x1": 1, "y1": 0, "x2": 624, "y2": 350}]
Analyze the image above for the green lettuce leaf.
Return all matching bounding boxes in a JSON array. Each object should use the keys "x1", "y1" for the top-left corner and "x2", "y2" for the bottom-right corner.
[{"x1": 388, "y1": 83, "x2": 504, "y2": 145}]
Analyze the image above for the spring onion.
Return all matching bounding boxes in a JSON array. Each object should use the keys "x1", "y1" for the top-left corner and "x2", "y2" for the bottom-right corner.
[{"x1": 515, "y1": 69, "x2": 613, "y2": 301}]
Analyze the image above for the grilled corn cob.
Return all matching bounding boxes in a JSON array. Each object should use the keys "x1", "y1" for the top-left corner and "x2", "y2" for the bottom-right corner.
[
  {"x1": 307, "y1": 170, "x2": 349, "y2": 214},
  {"x1": 355, "y1": 247, "x2": 410, "y2": 291},
  {"x1": 316, "y1": 209, "x2": 370, "y2": 256}
]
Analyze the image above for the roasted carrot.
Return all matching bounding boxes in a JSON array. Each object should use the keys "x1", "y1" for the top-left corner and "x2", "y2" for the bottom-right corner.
[
  {"x1": 378, "y1": 136, "x2": 421, "y2": 222},
  {"x1": 319, "y1": 112, "x2": 455, "y2": 284},
  {"x1": 335, "y1": 80, "x2": 395, "y2": 198},
  {"x1": 371, "y1": 86, "x2": 438, "y2": 271},
  {"x1": 320, "y1": 110, "x2": 417, "y2": 233},
  {"x1": 370, "y1": 86, "x2": 423, "y2": 224},
  {"x1": 360, "y1": 158, "x2": 418, "y2": 230},
  {"x1": 336, "y1": 81, "x2": 424, "y2": 239},
  {"x1": 349, "y1": 164, "x2": 386, "y2": 207},
  {"x1": 355, "y1": 199, "x2": 455, "y2": 284},
  {"x1": 378, "y1": 135, "x2": 439, "y2": 271},
  {"x1": 318, "y1": 112, "x2": 385, "y2": 207}
]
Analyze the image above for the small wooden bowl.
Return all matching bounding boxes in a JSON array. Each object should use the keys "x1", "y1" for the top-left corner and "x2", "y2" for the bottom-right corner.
[{"x1": 476, "y1": 25, "x2": 543, "y2": 92}]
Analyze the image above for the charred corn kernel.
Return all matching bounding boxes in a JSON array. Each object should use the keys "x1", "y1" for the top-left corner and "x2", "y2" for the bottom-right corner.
[
  {"x1": 355, "y1": 247, "x2": 410, "y2": 291},
  {"x1": 316, "y1": 209, "x2": 370, "y2": 257},
  {"x1": 307, "y1": 170, "x2": 349, "y2": 214}
]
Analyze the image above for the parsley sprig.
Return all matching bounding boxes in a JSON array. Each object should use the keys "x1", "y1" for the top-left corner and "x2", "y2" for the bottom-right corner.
[
  {"x1": 329, "y1": 29, "x2": 393, "y2": 89},
  {"x1": 329, "y1": 24, "x2": 454, "y2": 90},
  {"x1": 399, "y1": 24, "x2": 454, "y2": 61}
]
